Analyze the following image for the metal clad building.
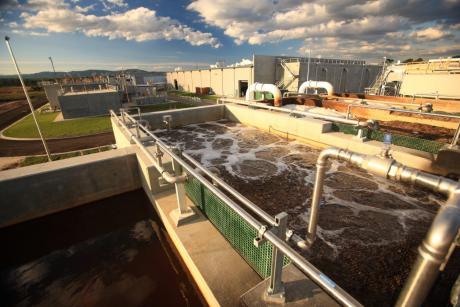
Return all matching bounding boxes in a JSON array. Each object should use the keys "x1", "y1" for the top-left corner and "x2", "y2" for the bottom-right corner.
[
  {"x1": 166, "y1": 54, "x2": 382, "y2": 97},
  {"x1": 59, "y1": 89, "x2": 122, "y2": 119}
]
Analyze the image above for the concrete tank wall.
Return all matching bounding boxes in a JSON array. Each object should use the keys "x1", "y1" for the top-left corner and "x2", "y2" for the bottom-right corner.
[
  {"x1": 0, "y1": 148, "x2": 141, "y2": 228},
  {"x1": 140, "y1": 105, "x2": 225, "y2": 129},
  {"x1": 59, "y1": 90, "x2": 122, "y2": 119}
]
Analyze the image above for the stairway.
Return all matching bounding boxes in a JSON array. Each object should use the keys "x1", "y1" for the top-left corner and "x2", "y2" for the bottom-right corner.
[{"x1": 275, "y1": 59, "x2": 299, "y2": 91}]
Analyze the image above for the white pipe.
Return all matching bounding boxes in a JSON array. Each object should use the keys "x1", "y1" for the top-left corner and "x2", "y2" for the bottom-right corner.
[
  {"x1": 299, "y1": 80, "x2": 334, "y2": 96},
  {"x1": 245, "y1": 82, "x2": 282, "y2": 107}
]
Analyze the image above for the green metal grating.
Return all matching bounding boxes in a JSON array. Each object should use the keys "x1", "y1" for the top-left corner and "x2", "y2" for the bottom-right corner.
[
  {"x1": 184, "y1": 176, "x2": 289, "y2": 278},
  {"x1": 331, "y1": 123, "x2": 445, "y2": 154}
]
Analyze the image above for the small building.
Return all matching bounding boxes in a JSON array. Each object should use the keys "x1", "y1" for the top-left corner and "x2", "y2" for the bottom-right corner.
[
  {"x1": 58, "y1": 89, "x2": 122, "y2": 119},
  {"x1": 166, "y1": 54, "x2": 382, "y2": 97}
]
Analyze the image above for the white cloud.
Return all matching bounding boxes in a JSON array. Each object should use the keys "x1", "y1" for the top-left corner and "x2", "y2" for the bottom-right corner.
[
  {"x1": 20, "y1": 6, "x2": 221, "y2": 48},
  {"x1": 227, "y1": 58, "x2": 252, "y2": 67},
  {"x1": 105, "y1": 0, "x2": 127, "y2": 8},
  {"x1": 411, "y1": 27, "x2": 451, "y2": 41},
  {"x1": 74, "y1": 4, "x2": 95, "y2": 13},
  {"x1": 26, "y1": 0, "x2": 68, "y2": 10},
  {"x1": 188, "y1": 0, "x2": 460, "y2": 59}
]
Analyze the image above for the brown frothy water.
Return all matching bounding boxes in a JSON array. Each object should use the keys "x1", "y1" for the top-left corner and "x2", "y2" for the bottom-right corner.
[
  {"x1": 0, "y1": 190, "x2": 205, "y2": 307},
  {"x1": 156, "y1": 120, "x2": 459, "y2": 306}
]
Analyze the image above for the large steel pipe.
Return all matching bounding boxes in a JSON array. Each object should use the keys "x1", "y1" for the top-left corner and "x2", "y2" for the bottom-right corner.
[
  {"x1": 298, "y1": 80, "x2": 334, "y2": 96},
  {"x1": 396, "y1": 192, "x2": 460, "y2": 306},
  {"x1": 245, "y1": 82, "x2": 282, "y2": 107},
  {"x1": 307, "y1": 147, "x2": 460, "y2": 306}
]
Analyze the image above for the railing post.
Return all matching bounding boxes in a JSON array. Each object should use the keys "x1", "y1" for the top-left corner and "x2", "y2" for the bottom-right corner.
[
  {"x1": 265, "y1": 212, "x2": 288, "y2": 303},
  {"x1": 356, "y1": 126, "x2": 367, "y2": 141},
  {"x1": 121, "y1": 108, "x2": 126, "y2": 124},
  {"x1": 170, "y1": 147, "x2": 195, "y2": 226}
]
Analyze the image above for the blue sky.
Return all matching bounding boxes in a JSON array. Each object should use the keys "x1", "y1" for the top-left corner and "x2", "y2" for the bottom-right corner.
[{"x1": 0, "y1": 0, "x2": 459, "y2": 74}]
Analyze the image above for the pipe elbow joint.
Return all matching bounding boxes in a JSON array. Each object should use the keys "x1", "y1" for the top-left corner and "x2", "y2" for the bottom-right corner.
[{"x1": 422, "y1": 204, "x2": 460, "y2": 260}]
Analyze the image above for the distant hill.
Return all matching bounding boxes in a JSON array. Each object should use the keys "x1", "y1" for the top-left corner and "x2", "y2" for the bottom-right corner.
[{"x1": 0, "y1": 69, "x2": 165, "y2": 79}]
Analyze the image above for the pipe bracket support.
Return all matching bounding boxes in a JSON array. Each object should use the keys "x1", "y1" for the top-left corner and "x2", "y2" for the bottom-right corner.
[{"x1": 254, "y1": 225, "x2": 268, "y2": 247}]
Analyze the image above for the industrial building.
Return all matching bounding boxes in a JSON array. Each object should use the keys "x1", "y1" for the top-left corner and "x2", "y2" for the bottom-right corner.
[
  {"x1": 58, "y1": 89, "x2": 122, "y2": 119},
  {"x1": 369, "y1": 58, "x2": 460, "y2": 98},
  {"x1": 166, "y1": 54, "x2": 382, "y2": 97}
]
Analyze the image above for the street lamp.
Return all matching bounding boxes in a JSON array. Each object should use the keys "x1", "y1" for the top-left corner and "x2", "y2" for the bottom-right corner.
[{"x1": 5, "y1": 36, "x2": 52, "y2": 161}]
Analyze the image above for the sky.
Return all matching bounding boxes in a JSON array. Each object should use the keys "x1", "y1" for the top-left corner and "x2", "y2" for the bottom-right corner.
[{"x1": 0, "y1": 0, "x2": 459, "y2": 74}]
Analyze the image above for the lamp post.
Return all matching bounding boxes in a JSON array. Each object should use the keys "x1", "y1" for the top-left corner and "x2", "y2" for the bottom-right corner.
[
  {"x1": 5, "y1": 36, "x2": 52, "y2": 161},
  {"x1": 48, "y1": 56, "x2": 63, "y2": 94}
]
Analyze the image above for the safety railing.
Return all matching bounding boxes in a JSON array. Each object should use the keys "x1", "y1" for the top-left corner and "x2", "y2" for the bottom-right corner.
[
  {"x1": 110, "y1": 109, "x2": 362, "y2": 307},
  {"x1": 411, "y1": 92, "x2": 460, "y2": 101},
  {"x1": 345, "y1": 103, "x2": 460, "y2": 121},
  {"x1": 307, "y1": 147, "x2": 460, "y2": 306},
  {"x1": 219, "y1": 98, "x2": 374, "y2": 141}
]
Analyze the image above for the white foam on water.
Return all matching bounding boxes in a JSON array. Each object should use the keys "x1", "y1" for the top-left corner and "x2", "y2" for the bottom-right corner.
[{"x1": 156, "y1": 120, "x2": 441, "y2": 255}]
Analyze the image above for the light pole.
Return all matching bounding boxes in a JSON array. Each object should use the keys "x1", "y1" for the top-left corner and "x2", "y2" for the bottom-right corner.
[
  {"x1": 48, "y1": 56, "x2": 63, "y2": 93},
  {"x1": 5, "y1": 36, "x2": 52, "y2": 161},
  {"x1": 48, "y1": 56, "x2": 57, "y2": 78}
]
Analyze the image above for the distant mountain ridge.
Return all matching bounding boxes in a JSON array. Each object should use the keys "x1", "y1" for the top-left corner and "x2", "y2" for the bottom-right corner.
[{"x1": 0, "y1": 69, "x2": 166, "y2": 79}]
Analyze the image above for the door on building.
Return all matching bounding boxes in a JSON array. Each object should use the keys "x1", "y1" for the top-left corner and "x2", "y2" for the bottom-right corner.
[
  {"x1": 238, "y1": 80, "x2": 248, "y2": 97},
  {"x1": 174, "y1": 79, "x2": 178, "y2": 90}
]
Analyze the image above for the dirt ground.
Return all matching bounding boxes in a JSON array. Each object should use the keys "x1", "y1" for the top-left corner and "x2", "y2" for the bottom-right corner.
[
  {"x1": 156, "y1": 120, "x2": 459, "y2": 306},
  {"x1": 0, "y1": 132, "x2": 115, "y2": 157},
  {"x1": 0, "y1": 97, "x2": 48, "y2": 131}
]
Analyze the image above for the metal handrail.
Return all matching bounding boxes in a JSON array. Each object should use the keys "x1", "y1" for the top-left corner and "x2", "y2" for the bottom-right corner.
[
  {"x1": 345, "y1": 103, "x2": 460, "y2": 120},
  {"x1": 182, "y1": 152, "x2": 305, "y2": 246},
  {"x1": 220, "y1": 98, "x2": 370, "y2": 127},
  {"x1": 111, "y1": 109, "x2": 362, "y2": 307},
  {"x1": 412, "y1": 93, "x2": 460, "y2": 100}
]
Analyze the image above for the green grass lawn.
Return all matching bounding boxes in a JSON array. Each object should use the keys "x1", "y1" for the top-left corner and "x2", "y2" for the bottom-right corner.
[
  {"x1": 3, "y1": 108, "x2": 112, "y2": 138},
  {"x1": 139, "y1": 102, "x2": 197, "y2": 113}
]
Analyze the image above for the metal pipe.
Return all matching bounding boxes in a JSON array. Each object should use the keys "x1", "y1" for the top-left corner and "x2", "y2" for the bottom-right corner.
[
  {"x1": 308, "y1": 147, "x2": 460, "y2": 306},
  {"x1": 5, "y1": 36, "x2": 52, "y2": 162},
  {"x1": 345, "y1": 103, "x2": 460, "y2": 121},
  {"x1": 245, "y1": 83, "x2": 282, "y2": 107},
  {"x1": 223, "y1": 98, "x2": 368, "y2": 127},
  {"x1": 451, "y1": 122, "x2": 460, "y2": 147},
  {"x1": 307, "y1": 148, "x2": 365, "y2": 244},
  {"x1": 114, "y1": 111, "x2": 361, "y2": 306},
  {"x1": 299, "y1": 80, "x2": 334, "y2": 96},
  {"x1": 396, "y1": 192, "x2": 460, "y2": 307},
  {"x1": 131, "y1": 136, "x2": 186, "y2": 184}
]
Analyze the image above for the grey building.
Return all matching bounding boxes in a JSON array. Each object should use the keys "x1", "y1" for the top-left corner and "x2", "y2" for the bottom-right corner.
[
  {"x1": 59, "y1": 89, "x2": 122, "y2": 119},
  {"x1": 166, "y1": 54, "x2": 382, "y2": 97}
]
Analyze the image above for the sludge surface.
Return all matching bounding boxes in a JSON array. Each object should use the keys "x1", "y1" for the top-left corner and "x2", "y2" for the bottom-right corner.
[{"x1": 156, "y1": 119, "x2": 459, "y2": 306}]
